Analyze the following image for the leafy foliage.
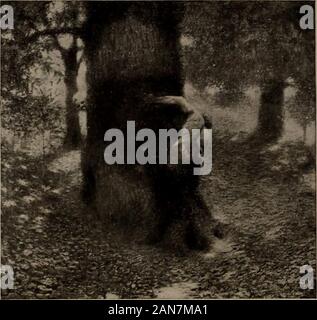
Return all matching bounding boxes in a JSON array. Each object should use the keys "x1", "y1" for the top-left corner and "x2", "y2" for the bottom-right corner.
[
  {"x1": 183, "y1": 1, "x2": 315, "y2": 131},
  {"x1": 1, "y1": 1, "x2": 83, "y2": 141}
]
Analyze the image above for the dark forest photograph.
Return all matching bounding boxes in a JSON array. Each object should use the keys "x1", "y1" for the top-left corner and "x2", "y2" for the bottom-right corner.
[{"x1": 0, "y1": 0, "x2": 316, "y2": 299}]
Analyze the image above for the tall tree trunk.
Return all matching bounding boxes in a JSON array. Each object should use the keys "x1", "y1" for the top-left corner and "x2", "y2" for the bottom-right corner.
[
  {"x1": 82, "y1": 2, "x2": 212, "y2": 251},
  {"x1": 82, "y1": 2, "x2": 184, "y2": 200},
  {"x1": 256, "y1": 78, "x2": 285, "y2": 144},
  {"x1": 62, "y1": 44, "x2": 82, "y2": 149}
]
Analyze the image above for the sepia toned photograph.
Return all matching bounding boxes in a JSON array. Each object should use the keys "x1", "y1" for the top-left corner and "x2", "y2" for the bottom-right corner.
[{"x1": 0, "y1": 0, "x2": 316, "y2": 301}]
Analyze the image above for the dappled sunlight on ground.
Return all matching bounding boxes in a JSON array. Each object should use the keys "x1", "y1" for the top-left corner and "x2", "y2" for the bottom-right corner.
[
  {"x1": 155, "y1": 281, "x2": 199, "y2": 299},
  {"x1": 1, "y1": 134, "x2": 315, "y2": 298},
  {"x1": 1, "y1": 83, "x2": 315, "y2": 299},
  {"x1": 48, "y1": 150, "x2": 81, "y2": 174}
]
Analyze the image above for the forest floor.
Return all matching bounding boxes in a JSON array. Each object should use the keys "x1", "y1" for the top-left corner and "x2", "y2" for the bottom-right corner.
[{"x1": 1, "y1": 136, "x2": 316, "y2": 299}]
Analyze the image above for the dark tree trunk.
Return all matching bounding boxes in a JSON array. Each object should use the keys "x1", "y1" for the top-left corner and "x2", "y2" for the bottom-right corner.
[
  {"x1": 81, "y1": 2, "x2": 212, "y2": 252},
  {"x1": 62, "y1": 43, "x2": 82, "y2": 149},
  {"x1": 256, "y1": 79, "x2": 285, "y2": 144},
  {"x1": 303, "y1": 123, "x2": 307, "y2": 143}
]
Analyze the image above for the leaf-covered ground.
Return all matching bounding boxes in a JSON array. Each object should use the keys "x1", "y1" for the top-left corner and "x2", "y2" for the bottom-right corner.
[{"x1": 1, "y1": 137, "x2": 316, "y2": 299}]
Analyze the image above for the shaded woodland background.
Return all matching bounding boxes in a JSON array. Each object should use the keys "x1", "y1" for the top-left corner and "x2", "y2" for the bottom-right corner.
[
  {"x1": 1, "y1": 1, "x2": 315, "y2": 152},
  {"x1": 1, "y1": 2, "x2": 315, "y2": 152},
  {"x1": 1, "y1": 1, "x2": 316, "y2": 299}
]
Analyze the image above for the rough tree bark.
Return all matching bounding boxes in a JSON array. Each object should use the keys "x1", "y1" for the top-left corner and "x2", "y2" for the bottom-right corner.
[
  {"x1": 81, "y1": 2, "x2": 213, "y2": 252},
  {"x1": 59, "y1": 38, "x2": 82, "y2": 149}
]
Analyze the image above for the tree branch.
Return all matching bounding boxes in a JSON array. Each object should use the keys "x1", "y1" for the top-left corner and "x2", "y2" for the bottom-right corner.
[
  {"x1": 77, "y1": 54, "x2": 84, "y2": 70},
  {"x1": 26, "y1": 27, "x2": 82, "y2": 42},
  {"x1": 52, "y1": 35, "x2": 68, "y2": 56}
]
